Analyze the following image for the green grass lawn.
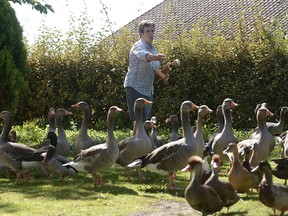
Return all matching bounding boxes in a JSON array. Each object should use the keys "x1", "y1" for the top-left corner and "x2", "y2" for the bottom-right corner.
[
  {"x1": 0, "y1": 159, "x2": 286, "y2": 216},
  {"x1": 0, "y1": 124, "x2": 286, "y2": 216}
]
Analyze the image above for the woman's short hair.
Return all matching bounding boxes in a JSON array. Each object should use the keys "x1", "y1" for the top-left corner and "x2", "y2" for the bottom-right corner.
[{"x1": 138, "y1": 20, "x2": 155, "y2": 35}]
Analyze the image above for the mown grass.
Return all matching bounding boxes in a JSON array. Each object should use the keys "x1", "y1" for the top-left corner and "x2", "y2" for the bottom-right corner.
[
  {"x1": 0, "y1": 160, "x2": 285, "y2": 216},
  {"x1": 0, "y1": 122, "x2": 286, "y2": 216}
]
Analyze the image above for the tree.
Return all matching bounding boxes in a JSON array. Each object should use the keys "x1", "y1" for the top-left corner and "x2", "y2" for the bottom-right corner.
[
  {"x1": 0, "y1": 0, "x2": 28, "y2": 112},
  {"x1": 8, "y1": 0, "x2": 54, "y2": 14}
]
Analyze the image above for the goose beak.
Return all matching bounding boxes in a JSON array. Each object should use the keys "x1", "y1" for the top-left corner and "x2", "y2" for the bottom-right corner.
[
  {"x1": 144, "y1": 99, "x2": 152, "y2": 105},
  {"x1": 65, "y1": 110, "x2": 73, "y2": 116},
  {"x1": 266, "y1": 110, "x2": 274, "y2": 117},
  {"x1": 192, "y1": 103, "x2": 199, "y2": 110},
  {"x1": 71, "y1": 103, "x2": 80, "y2": 109},
  {"x1": 231, "y1": 101, "x2": 238, "y2": 107}
]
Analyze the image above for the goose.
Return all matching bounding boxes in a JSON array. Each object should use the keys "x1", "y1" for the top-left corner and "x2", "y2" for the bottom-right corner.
[
  {"x1": 0, "y1": 112, "x2": 57, "y2": 184},
  {"x1": 150, "y1": 116, "x2": 165, "y2": 147},
  {"x1": 144, "y1": 120, "x2": 156, "y2": 136},
  {"x1": 204, "y1": 154, "x2": 240, "y2": 211},
  {"x1": 212, "y1": 98, "x2": 239, "y2": 162},
  {"x1": 250, "y1": 106, "x2": 275, "y2": 167},
  {"x1": 184, "y1": 155, "x2": 224, "y2": 216},
  {"x1": 226, "y1": 143, "x2": 262, "y2": 191},
  {"x1": 0, "y1": 131, "x2": 57, "y2": 185},
  {"x1": 0, "y1": 130, "x2": 19, "y2": 142},
  {"x1": 63, "y1": 106, "x2": 122, "y2": 187},
  {"x1": 194, "y1": 105, "x2": 213, "y2": 158},
  {"x1": 71, "y1": 101, "x2": 101, "y2": 154},
  {"x1": 223, "y1": 143, "x2": 253, "y2": 193},
  {"x1": 44, "y1": 154, "x2": 78, "y2": 181},
  {"x1": 42, "y1": 132, "x2": 78, "y2": 182},
  {"x1": 251, "y1": 106, "x2": 288, "y2": 138},
  {"x1": 165, "y1": 114, "x2": 181, "y2": 142},
  {"x1": 200, "y1": 144, "x2": 213, "y2": 184},
  {"x1": 207, "y1": 105, "x2": 224, "y2": 147},
  {"x1": 278, "y1": 131, "x2": 288, "y2": 157},
  {"x1": 238, "y1": 104, "x2": 275, "y2": 169},
  {"x1": 252, "y1": 161, "x2": 288, "y2": 216},
  {"x1": 55, "y1": 108, "x2": 73, "y2": 157},
  {"x1": 271, "y1": 158, "x2": 288, "y2": 185},
  {"x1": 241, "y1": 145, "x2": 253, "y2": 172},
  {"x1": 265, "y1": 106, "x2": 288, "y2": 136},
  {"x1": 128, "y1": 100, "x2": 199, "y2": 189},
  {"x1": 48, "y1": 107, "x2": 56, "y2": 132},
  {"x1": 117, "y1": 98, "x2": 155, "y2": 181}
]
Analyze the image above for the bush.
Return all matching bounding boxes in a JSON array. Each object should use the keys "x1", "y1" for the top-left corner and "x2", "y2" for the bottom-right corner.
[{"x1": 14, "y1": 4, "x2": 288, "y2": 131}]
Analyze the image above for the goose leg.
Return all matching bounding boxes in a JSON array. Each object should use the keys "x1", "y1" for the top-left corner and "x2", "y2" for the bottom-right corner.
[
  {"x1": 96, "y1": 174, "x2": 103, "y2": 187},
  {"x1": 23, "y1": 172, "x2": 30, "y2": 183},
  {"x1": 167, "y1": 173, "x2": 176, "y2": 190},
  {"x1": 15, "y1": 173, "x2": 21, "y2": 185},
  {"x1": 136, "y1": 168, "x2": 146, "y2": 181},
  {"x1": 92, "y1": 173, "x2": 98, "y2": 187},
  {"x1": 125, "y1": 167, "x2": 132, "y2": 182}
]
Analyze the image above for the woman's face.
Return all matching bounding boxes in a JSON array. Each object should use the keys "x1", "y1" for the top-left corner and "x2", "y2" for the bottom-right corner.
[{"x1": 141, "y1": 25, "x2": 155, "y2": 45}]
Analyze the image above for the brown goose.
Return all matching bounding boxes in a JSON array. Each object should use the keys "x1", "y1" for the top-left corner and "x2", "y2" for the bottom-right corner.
[
  {"x1": 204, "y1": 154, "x2": 240, "y2": 211},
  {"x1": 165, "y1": 114, "x2": 181, "y2": 142},
  {"x1": 184, "y1": 155, "x2": 224, "y2": 215},
  {"x1": 71, "y1": 101, "x2": 101, "y2": 154},
  {"x1": 207, "y1": 105, "x2": 224, "y2": 147},
  {"x1": 55, "y1": 108, "x2": 73, "y2": 157},
  {"x1": 223, "y1": 143, "x2": 253, "y2": 193},
  {"x1": 128, "y1": 100, "x2": 199, "y2": 189},
  {"x1": 212, "y1": 98, "x2": 239, "y2": 162},
  {"x1": 0, "y1": 111, "x2": 57, "y2": 184},
  {"x1": 252, "y1": 161, "x2": 288, "y2": 216},
  {"x1": 63, "y1": 106, "x2": 122, "y2": 187},
  {"x1": 194, "y1": 105, "x2": 213, "y2": 158}
]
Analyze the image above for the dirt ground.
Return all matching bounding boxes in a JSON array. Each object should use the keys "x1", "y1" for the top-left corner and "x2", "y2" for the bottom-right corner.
[{"x1": 129, "y1": 199, "x2": 201, "y2": 216}]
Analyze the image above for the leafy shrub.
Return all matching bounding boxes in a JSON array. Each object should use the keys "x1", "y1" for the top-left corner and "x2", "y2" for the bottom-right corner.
[{"x1": 14, "y1": 3, "x2": 288, "y2": 132}]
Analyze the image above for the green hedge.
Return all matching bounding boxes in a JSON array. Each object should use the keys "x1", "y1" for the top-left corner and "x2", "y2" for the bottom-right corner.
[{"x1": 14, "y1": 8, "x2": 288, "y2": 131}]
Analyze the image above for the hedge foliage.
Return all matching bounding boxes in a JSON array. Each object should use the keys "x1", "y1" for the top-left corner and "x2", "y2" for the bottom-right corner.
[{"x1": 14, "y1": 5, "x2": 288, "y2": 130}]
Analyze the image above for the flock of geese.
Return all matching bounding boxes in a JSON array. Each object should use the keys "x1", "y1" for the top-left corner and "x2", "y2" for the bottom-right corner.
[{"x1": 0, "y1": 98, "x2": 288, "y2": 215}]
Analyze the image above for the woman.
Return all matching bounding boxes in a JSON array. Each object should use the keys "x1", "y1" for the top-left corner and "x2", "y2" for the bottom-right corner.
[{"x1": 123, "y1": 20, "x2": 167, "y2": 135}]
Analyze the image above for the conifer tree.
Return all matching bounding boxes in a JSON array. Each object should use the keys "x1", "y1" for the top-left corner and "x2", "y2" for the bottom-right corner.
[{"x1": 0, "y1": 0, "x2": 28, "y2": 112}]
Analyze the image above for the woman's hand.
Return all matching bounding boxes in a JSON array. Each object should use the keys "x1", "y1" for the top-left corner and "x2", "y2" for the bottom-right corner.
[{"x1": 156, "y1": 53, "x2": 167, "y2": 62}]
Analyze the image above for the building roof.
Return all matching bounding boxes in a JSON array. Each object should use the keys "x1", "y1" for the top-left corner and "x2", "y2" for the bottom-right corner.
[{"x1": 119, "y1": 0, "x2": 288, "y2": 38}]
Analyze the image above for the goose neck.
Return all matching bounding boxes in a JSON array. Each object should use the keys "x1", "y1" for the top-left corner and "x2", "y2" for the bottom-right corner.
[
  {"x1": 0, "y1": 113, "x2": 12, "y2": 143},
  {"x1": 107, "y1": 111, "x2": 116, "y2": 146},
  {"x1": 181, "y1": 110, "x2": 193, "y2": 141},
  {"x1": 223, "y1": 107, "x2": 233, "y2": 132},
  {"x1": 257, "y1": 114, "x2": 267, "y2": 133},
  {"x1": 80, "y1": 109, "x2": 90, "y2": 133}
]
